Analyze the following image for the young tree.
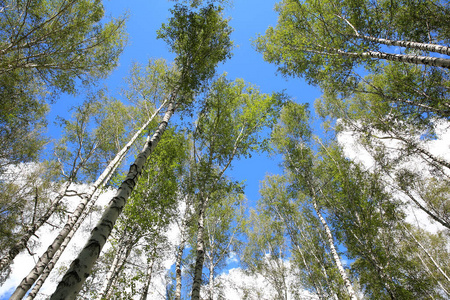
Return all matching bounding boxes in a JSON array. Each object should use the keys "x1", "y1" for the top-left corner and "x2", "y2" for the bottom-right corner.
[{"x1": 257, "y1": 174, "x2": 346, "y2": 300}]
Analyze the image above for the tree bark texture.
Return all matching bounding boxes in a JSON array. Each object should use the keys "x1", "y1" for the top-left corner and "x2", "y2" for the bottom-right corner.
[
  {"x1": 358, "y1": 34, "x2": 450, "y2": 56},
  {"x1": 9, "y1": 102, "x2": 167, "y2": 300},
  {"x1": 175, "y1": 235, "x2": 187, "y2": 300},
  {"x1": 340, "y1": 49, "x2": 450, "y2": 69},
  {"x1": 49, "y1": 100, "x2": 176, "y2": 300},
  {"x1": 139, "y1": 257, "x2": 156, "y2": 300},
  {"x1": 312, "y1": 200, "x2": 358, "y2": 300},
  {"x1": 25, "y1": 194, "x2": 100, "y2": 300},
  {"x1": 191, "y1": 198, "x2": 207, "y2": 300}
]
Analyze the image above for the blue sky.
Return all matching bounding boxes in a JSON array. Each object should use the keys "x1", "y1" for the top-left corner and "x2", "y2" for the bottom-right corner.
[{"x1": 47, "y1": 0, "x2": 322, "y2": 204}]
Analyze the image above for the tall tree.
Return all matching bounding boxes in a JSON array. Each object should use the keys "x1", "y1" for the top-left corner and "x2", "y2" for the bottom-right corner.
[
  {"x1": 50, "y1": 4, "x2": 232, "y2": 298},
  {"x1": 95, "y1": 127, "x2": 186, "y2": 300},
  {"x1": 272, "y1": 102, "x2": 359, "y2": 300},
  {"x1": 203, "y1": 191, "x2": 246, "y2": 300},
  {"x1": 189, "y1": 75, "x2": 283, "y2": 300},
  {"x1": 8, "y1": 94, "x2": 147, "y2": 299}
]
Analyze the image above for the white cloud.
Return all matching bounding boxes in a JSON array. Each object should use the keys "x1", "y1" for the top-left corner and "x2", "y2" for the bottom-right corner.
[{"x1": 225, "y1": 251, "x2": 238, "y2": 265}]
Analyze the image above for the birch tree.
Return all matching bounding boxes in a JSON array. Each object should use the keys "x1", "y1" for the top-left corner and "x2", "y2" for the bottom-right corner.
[
  {"x1": 1, "y1": 96, "x2": 116, "y2": 276},
  {"x1": 315, "y1": 143, "x2": 447, "y2": 298},
  {"x1": 9, "y1": 94, "x2": 147, "y2": 299},
  {"x1": 96, "y1": 127, "x2": 186, "y2": 299},
  {"x1": 50, "y1": 4, "x2": 232, "y2": 298},
  {"x1": 188, "y1": 75, "x2": 283, "y2": 300},
  {"x1": 242, "y1": 205, "x2": 293, "y2": 300},
  {"x1": 0, "y1": 161, "x2": 60, "y2": 282},
  {"x1": 271, "y1": 102, "x2": 359, "y2": 300},
  {"x1": 255, "y1": 0, "x2": 450, "y2": 92},
  {"x1": 315, "y1": 66, "x2": 450, "y2": 231},
  {"x1": 203, "y1": 191, "x2": 246, "y2": 300}
]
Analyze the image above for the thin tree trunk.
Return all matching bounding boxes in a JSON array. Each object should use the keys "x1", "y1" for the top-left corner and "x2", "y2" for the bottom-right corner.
[
  {"x1": 358, "y1": 34, "x2": 450, "y2": 56},
  {"x1": 402, "y1": 224, "x2": 450, "y2": 284},
  {"x1": 191, "y1": 197, "x2": 207, "y2": 300},
  {"x1": 334, "y1": 13, "x2": 450, "y2": 57},
  {"x1": 139, "y1": 257, "x2": 156, "y2": 300},
  {"x1": 0, "y1": 142, "x2": 92, "y2": 273},
  {"x1": 50, "y1": 100, "x2": 177, "y2": 300},
  {"x1": 274, "y1": 209, "x2": 325, "y2": 299},
  {"x1": 338, "y1": 49, "x2": 450, "y2": 69},
  {"x1": 337, "y1": 15, "x2": 450, "y2": 56},
  {"x1": 175, "y1": 234, "x2": 187, "y2": 300},
  {"x1": 311, "y1": 199, "x2": 358, "y2": 300},
  {"x1": 208, "y1": 261, "x2": 214, "y2": 300},
  {"x1": 397, "y1": 186, "x2": 450, "y2": 230},
  {"x1": 9, "y1": 101, "x2": 166, "y2": 300},
  {"x1": 0, "y1": 181, "x2": 71, "y2": 273},
  {"x1": 97, "y1": 235, "x2": 128, "y2": 300},
  {"x1": 415, "y1": 249, "x2": 450, "y2": 296},
  {"x1": 98, "y1": 231, "x2": 136, "y2": 300},
  {"x1": 189, "y1": 126, "x2": 245, "y2": 300},
  {"x1": 25, "y1": 193, "x2": 100, "y2": 300}
]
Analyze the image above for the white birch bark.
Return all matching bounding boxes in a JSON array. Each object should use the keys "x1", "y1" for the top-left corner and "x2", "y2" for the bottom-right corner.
[
  {"x1": 49, "y1": 100, "x2": 176, "y2": 300},
  {"x1": 97, "y1": 231, "x2": 136, "y2": 300},
  {"x1": 337, "y1": 15, "x2": 450, "y2": 56},
  {"x1": 273, "y1": 208, "x2": 325, "y2": 299},
  {"x1": 174, "y1": 230, "x2": 187, "y2": 300},
  {"x1": 97, "y1": 239, "x2": 126, "y2": 300},
  {"x1": 191, "y1": 197, "x2": 207, "y2": 300},
  {"x1": 190, "y1": 126, "x2": 245, "y2": 300},
  {"x1": 359, "y1": 35, "x2": 450, "y2": 56},
  {"x1": 311, "y1": 199, "x2": 358, "y2": 300},
  {"x1": 402, "y1": 224, "x2": 450, "y2": 284},
  {"x1": 9, "y1": 101, "x2": 166, "y2": 300},
  {"x1": 25, "y1": 193, "x2": 100, "y2": 300},
  {"x1": 139, "y1": 257, "x2": 156, "y2": 300},
  {"x1": 338, "y1": 49, "x2": 450, "y2": 69},
  {"x1": 208, "y1": 261, "x2": 214, "y2": 300}
]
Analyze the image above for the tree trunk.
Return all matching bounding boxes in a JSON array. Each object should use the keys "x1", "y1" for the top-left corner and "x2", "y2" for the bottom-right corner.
[
  {"x1": 97, "y1": 237, "x2": 127, "y2": 300},
  {"x1": 9, "y1": 101, "x2": 166, "y2": 300},
  {"x1": 338, "y1": 49, "x2": 450, "y2": 69},
  {"x1": 191, "y1": 197, "x2": 208, "y2": 300},
  {"x1": 402, "y1": 224, "x2": 450, "y2": 284},
  {"x1": 208, "y1": 261, "x2": 214, "y2": 300},
  {"x1": 358, "y1": 34, "x2": 450, "y2": 56},
  {"x1": 49, "y1": 100, "x2": 177, "y2": 300},
  {"x1": 175, "y1": 236, "x2": 187, "y2": 300},
  {"x1": 311, "y1": 199, "x2": 358, "y2": 300},
  {"x1": 139, "y1": 257, "x2": 156, "y2": 300},
  {"x1": 98, "y1": 230, "x2": 136, "y2": 300},
  {"x1": 25, "y1": 193, "x2": 100, "y2": 300}
]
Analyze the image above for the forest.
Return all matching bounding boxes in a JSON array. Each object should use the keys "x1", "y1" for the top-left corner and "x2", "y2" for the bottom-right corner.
[{"x1": 0, "y1": 0, "x2": 449, "y2": 299}]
